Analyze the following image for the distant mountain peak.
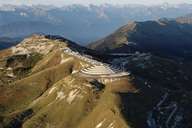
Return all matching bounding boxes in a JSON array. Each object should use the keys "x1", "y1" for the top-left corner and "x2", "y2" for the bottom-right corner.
[
  {"x1": 0, "y1": 4, "x2": 16, "y2": 11},
  {"x1": 89, "y1": 16, "x2": 192, "y2": 59},
  {"x1": 176, "y1": 13, "x2": 192, "y2": 24},
  {"x1": 119, "y1": 21, "x2": 137, "y2": 32}
]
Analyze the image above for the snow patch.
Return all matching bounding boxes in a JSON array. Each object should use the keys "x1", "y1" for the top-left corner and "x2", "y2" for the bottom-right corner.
[
  {"x1": 97, "y1": 9, "x2": 109, "y2": 20},
  {"x1": 6, "y1": 73, "x2": 15, "y2": 78},
  {"x1": 56, "y1": 91, "x2": 66, "y2": 100},
  {"x1": 72, "y1": 70, "x2": 78, "y2": 74},
  {"x1": 20, "y1": 12, "x2": 27, "y2": 16},
  {"x1": 12, "y1": 46, "x2": 29, "y2": 55},
  {"x1": 60, "y1": 56, "x2": 73, "y2": 64},
  {"x1": 7, "y1": 67, "x2": 13, "y2": 71},
  {"x1": 30, "y1": 98, "x2": 41, "y2": 106},
  {"x1": 48, "y1": 86, "x2": 57, "y2": 95},
  {"x1": 107, "y1": 121, "x2": 115, "y2": 128},
  {"x1": 66, "y1": 89, "x2": 80, "y2": 104},
  {"x1": 0, "y1": 5, "x2": 16, "y2": 12},
  {"x1": 80, "y1": 62, "x2": 85, "y2": 67},
  {"x1": 84, "y1": 83, "x2": 92, "y2": 88},
  {"x1": 96, "y1": 119, "x2": 106, "y2": 128},
  {"x1": 11, "y1": 37, "x2": 57, "y2": 55},
  {"x1": 63, "y1": 47, "x2": 103, "y2": 66}
]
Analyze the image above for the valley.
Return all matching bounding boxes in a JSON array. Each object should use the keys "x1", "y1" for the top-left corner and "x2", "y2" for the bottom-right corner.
[
  {"x1": 0, "y1": 2, "x2": 192, "y2": 128},
  {"x1": 1, "y1": 33, "x2": 192, "y2": 128}
]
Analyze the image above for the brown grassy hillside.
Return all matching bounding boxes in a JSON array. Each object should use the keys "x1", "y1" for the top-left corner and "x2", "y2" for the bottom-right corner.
[{"x1": 0, "y1": 35, "x2": 136, "y2": 128}]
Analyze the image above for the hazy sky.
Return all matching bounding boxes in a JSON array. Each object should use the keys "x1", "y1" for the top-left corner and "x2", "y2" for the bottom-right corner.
[{"x1": 0, "y1": 0, "x2": 192, "y2": 6}]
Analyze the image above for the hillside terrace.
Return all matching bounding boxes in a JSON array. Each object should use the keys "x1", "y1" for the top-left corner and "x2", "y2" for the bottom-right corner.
[{"x1": 63, "y1": 47, "x2": 130, "y2": 84}]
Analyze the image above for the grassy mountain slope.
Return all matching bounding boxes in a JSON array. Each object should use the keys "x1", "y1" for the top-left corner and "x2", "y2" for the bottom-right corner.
[
  {"x1": 0, "y1": 35, "x2": 135, "y2": 128},
  {"x1": 88, "y1": 15, "x2": 192, "y2": 127},
  {"x1": 88, "y1": 18, "x2": 192, "y2": 59}
]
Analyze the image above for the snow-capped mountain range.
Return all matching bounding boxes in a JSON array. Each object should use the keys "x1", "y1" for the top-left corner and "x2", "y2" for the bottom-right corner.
[{"x1": 0, "y1": 3, "x2": 192, "y2": 44}]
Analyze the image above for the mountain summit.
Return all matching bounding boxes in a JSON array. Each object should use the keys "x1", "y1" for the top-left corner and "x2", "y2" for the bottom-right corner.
[
  {"x1": 1, "y1": 4, "x2": 192, "y2": 44},
  {"x1": 88, "y1": 15, "x2": 192, "y2": 128},
  {"x1": 0, "y1": 34, "x2": 135, "y2": 128},
  {"x1": 88, "y1": 17, "x2": 192, "y2": 59},
  {"x1": 1, "y1": 32, "x2": 192, "y2": 128}
]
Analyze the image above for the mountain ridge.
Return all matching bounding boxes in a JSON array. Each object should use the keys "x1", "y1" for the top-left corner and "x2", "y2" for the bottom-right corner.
[
  {"x1": 1, "y1": 4, "x2": 192, "y2": 44},
  {"x1": 1, "y1": 34, "x2": 192, "y2": 127},
  {"x1": 88, "y1": 17, "x2": 192, "y2": 59},
  {"x1": 0, "y1": 34, "x2": 134, "y2": 128}
]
